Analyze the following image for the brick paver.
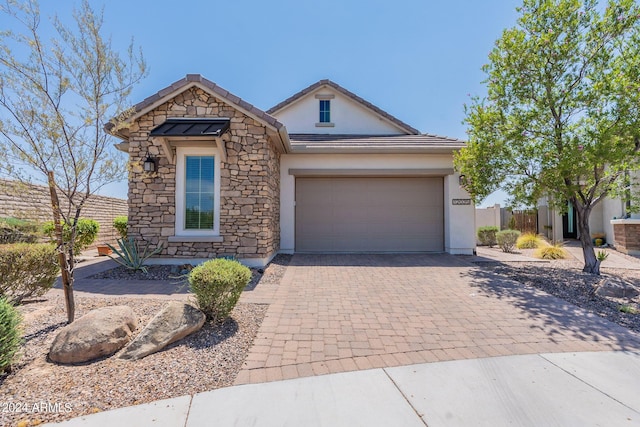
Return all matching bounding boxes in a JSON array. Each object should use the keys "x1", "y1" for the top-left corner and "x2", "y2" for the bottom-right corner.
[{"x1": 236, "y1": 253, "x2": 640, "y2": 385}]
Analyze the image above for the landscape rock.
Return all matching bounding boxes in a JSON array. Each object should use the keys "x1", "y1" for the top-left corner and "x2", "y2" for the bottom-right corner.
[
  {"x1": 49, "y1": 306, "x2": 137, "y2": 364},
  {"x1": 119, "y1": 301, "x2": 205, "y2": 361},
  {"x1": 594, "y1": 277, "x2": 640, "y2": 299}
]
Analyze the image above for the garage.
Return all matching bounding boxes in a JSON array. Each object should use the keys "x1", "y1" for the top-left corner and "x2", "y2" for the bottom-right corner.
[{"x1": 295, "y1": 177, "x2": 444, "y2": 252}]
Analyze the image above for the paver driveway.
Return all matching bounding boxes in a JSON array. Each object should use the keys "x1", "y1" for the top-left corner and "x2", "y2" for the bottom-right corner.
[{"x1": 235, "y1": 254, "x2": 640, "y2": 385}]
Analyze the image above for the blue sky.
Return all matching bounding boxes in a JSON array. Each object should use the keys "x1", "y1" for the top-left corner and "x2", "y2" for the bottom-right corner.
[{"x1": 19, "y1": 0, "x2": 521, "y2": 206}]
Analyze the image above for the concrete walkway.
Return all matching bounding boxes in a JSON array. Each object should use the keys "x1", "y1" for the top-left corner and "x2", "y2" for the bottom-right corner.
[{"x1": 45, "y1": 351, "x2": 640, "y2": 427}]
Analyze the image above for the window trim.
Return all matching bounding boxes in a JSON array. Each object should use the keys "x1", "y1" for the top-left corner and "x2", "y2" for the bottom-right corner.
[{"x1": 175, "y1": 146, "x2": 221, "y2": 237}]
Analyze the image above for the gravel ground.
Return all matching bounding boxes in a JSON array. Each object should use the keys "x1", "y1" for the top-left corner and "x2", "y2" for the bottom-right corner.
[
  {"x1": 476, "y1": 260, "x2": 640, "y2": 334},
  {"x1": 0, "y1": 255, "x2": 291, "y2": 427}
]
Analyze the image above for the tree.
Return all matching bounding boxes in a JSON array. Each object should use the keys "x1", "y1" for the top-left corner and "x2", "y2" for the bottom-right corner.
[
  {"x1": 455, "y1": 0, "x2": 640, "y2": 274},
  {"x1": 0, "y1": 0, "x2": 146, "y2": 322}
]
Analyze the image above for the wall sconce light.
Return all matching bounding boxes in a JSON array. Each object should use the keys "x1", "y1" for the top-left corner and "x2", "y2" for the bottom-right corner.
[
  {"x1": 459, "y1": 174, "x2": 467, "y2": 186},
  {"x1": 143, "y1": 155, "x2": 157, "y2": 173}
]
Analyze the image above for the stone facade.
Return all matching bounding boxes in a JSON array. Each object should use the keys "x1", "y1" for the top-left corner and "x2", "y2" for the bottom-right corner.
[
  {"x1": 127, "y1": 87, "x2": 280, "y2": 262},
  {"x1": 613, "y1": 222, "x2": 640, "y2": 255},
  {"x1": 0, "y1": 178, "x2": 128, "y2": 246}
]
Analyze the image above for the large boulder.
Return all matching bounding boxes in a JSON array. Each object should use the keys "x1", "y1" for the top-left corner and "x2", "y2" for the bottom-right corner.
[
  {"x1": 119, "y1": 301, "x2": 205, "y2": 361},
  {"x1": 595, "y1": 277, "x2": 640, "y2": 299},
  {"x1": 49, "y1": 306, "x2": 137, "y2": 364}
]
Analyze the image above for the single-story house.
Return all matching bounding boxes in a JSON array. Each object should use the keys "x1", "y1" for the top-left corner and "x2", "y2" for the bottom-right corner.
[{"x1": 109, "y1": 74, "x2": 475, "y2": 266}]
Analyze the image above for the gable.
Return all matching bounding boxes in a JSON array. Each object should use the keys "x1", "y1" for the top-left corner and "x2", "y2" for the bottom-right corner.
[{"x1": 268, "y1": 80, "x2": 419, "y2": 135}]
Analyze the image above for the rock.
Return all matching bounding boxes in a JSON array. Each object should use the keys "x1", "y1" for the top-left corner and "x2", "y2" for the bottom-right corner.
[
  {"x1": 49, "y1": 306, "x2": 137, "y2": 364},
  {"x1": 594, "y1": 278, "x2": 640, "y2": 299},
  {"x1": 119, "y1": 301, "x2": 205, "y2": 361}
]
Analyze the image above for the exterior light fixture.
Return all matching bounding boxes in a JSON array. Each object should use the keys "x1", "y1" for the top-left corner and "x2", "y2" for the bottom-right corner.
[
  {"x1": 459, "y1": 174, "x2": 467, "y2": 186},
  {"x1": 143, "y1": 155, "x2": 156, "y2": 173}
]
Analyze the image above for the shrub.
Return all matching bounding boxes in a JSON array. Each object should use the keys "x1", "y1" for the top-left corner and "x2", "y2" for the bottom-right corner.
[
  {"x1": 516, "y1": 233, "x2": 544, "y2": 249},
  {"x1": 477, "y1": 226, "x2": 499, "y2": 247},
  {"x1": 0, "y1": 217, "x2": 40, "y2": 244},
  {"x1": 0, "y1": 243, "x2": 60, "y2": 304},
  {"x1": 596, "y1": 250, "x2": 609, "y2": 262},
  {"x1": 43, "y1": 218, "x2": 99, "y2": 253},
  {"x1": 189, "y1": 258, "x2": 252, "y2": 323},
  {"x1": 106, "y1": 237, "x2": 163, "y2": 273},
  {"x1": 534, "y1": 244, "x2": 568, "y2": 260},
  {"x1": 496, "y1": 229, "x2": 520, "y2": 253},
  {"x1": 0, "y1": 297, "x2": 22, "y2": 372},
  {"x1": 113, "y1": 216, "x2": 127, "y2": 239}
]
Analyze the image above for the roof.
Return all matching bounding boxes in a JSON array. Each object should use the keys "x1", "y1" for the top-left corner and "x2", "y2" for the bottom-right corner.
[
  {"x1": 266, "y1": 80, "x2": 420, "y2": 135},
  {"x1": 107, "y1": 74, "x2": 290, "y2": 152},
  {"x1": 288, "y1": 134, "x2": 465, "y2": 154},
  {"x1": 149, "y1": 118, "x2": 230, "y2": 137}
]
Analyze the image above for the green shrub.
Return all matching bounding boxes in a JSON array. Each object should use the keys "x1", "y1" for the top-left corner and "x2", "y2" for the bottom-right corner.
[
  {"x1": 106, "y1": 237, "x2": 163, "y2": 273},
  {"x1": 189, "y1": 258, "x2": 252, "y2": 323},
  {"x1": 113, "y1": 216, "x2": 127, "y2": 239},
  {"x1": 534, "y1": 244, "x2": 568, "y2": 259},
  {"x1": 477, "y1": 226, "x2": 499, "y2": 247},
  {"x1": 0, "y1": 243, "x2": 60, "y2": 304},
  {"x1": 0, "y1": 297, "x2": 22, "y2": 372},
  {"x1": 516, "y1": 233, "x2": 544, "y2": 249},
  {"x1": 496, "y1": 229, "x2": 520, "y2": 253},
  {"x1": 43, "y1": 218, "x2": 99, "y2": 253},
  {"x1": 0, "y1": 217, "x2": 40, "y2": 244}
]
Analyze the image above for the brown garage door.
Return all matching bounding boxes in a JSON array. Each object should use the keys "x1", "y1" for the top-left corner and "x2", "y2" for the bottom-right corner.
[{"x1": 295, "y1": 177, "x2": 444, "y2": 252}]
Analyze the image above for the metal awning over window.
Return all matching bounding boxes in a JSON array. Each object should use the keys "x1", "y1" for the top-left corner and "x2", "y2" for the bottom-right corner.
[
  {"x1": 149, "y1": 118, "x2": 231, "y2": 163},
  {"x1": 150, "y1": 118, "x2": 230, "y2": 137}
]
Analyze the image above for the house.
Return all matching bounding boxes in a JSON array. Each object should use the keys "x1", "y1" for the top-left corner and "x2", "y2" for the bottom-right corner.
[
  {"x1": 538, "y1": 190, "x2": 640, "y2": 255},
  {"x1": 108, "y1": 74, "x2": 475, "y2": 266}
]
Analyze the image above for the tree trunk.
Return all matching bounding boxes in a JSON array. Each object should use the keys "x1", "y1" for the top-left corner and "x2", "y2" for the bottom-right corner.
[
  {"x1": 574, "y1": 201, "x2": 599, "y2": 275},
  {"x1": 48, "y1": 171, "x2": 75, "y2": 323}
]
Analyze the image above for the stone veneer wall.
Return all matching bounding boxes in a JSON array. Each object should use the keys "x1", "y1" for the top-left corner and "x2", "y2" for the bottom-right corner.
[
  {"x1": 127, "y1": 87, "x2": 280, "y2": 261},
  {"x1": 613, "y1": 223, "x2": 640, "y2": 255},
  {"x1": 0, "y1": 178, "x2": 128, "y2": 245}
]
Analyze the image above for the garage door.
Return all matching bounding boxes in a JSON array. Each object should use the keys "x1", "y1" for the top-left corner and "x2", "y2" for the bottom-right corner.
[{"x1": 295, "y1": 177, "x2": 444, "y2": 252}]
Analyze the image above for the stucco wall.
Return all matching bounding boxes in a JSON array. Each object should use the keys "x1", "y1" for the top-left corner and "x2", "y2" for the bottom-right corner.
[
  {"x1": 279, "y1": 153, "x2": 475, "y2": 255},
  {"x1": 126, "y1": 87, "x2": 280, "y2": 266},
  {"x1": 272, "y1": 89, "x2": 404, "y2": 135}
]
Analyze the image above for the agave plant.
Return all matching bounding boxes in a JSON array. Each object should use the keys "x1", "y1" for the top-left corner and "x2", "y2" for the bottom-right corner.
[{"x1": 106, "y1": 237, "x2": 164, "y2": 273}]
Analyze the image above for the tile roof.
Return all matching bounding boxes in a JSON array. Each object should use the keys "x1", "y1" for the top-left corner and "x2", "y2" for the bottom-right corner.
[
  {"x1": 107, "y1": 74, "x2": 285, "y2": 135},
  {"x1": 266, "y1": 80, "x2": 420, "y2": 135},
  {"x1": 288, "y1": 134, "x2": 465, "y2": 153}
]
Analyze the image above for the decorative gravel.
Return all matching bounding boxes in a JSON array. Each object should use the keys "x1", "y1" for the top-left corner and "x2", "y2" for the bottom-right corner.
[
  {"x1": 0, "y1": 254, "x2": 291, "y2": 426},
  {"x1": 476, "y1": 260, "x2": 640, "y2": 334}
]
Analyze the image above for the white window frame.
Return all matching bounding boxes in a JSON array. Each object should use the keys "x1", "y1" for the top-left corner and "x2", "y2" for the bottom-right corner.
[{"x1": 174, "y1": 146, "x2": 221, "y2": 237}]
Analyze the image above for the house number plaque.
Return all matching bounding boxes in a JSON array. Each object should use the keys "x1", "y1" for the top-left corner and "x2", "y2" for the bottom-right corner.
[{"x1": 452, "y1": 199, "x2": 472, "y2": 205}]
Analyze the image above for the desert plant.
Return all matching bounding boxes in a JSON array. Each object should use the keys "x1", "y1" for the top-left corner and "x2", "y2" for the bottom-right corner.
[
  {"x1": 113, "y1": 216, "x2": 128, "y2": 239},
  {"x1": 189, "y1": 258, "x2": 252, "y2": 323},
  {"x1": 596, "y1": 250, "x2": 609, "y2": 262},
  {"x1": 477, "y1": 226, "x2": 499, "y2": 247},
  {"x1": 106, "y1": 237, "x2": 164, "y2": 273},
  {"x1": 0, "y1": 297, "x2": 22, "y2": 372},
  {"x1": 43, "y1": 218, "x2": 99, "y2": 253},
  {"x1": 0, "y1": 243, "x2": 59, "y2": 304},
  {"x1": 516, "y1": 233, "x2": 544, "y2": 249},
  {"x1": 618, "y1": 305, "x2": 638, "y2": 314},
  {"x1": 496, "y1": 229, "x2": 520, "y2": 253},
  {"x1": 534, "y1": 244, "x2": 569, "y2": 260}
]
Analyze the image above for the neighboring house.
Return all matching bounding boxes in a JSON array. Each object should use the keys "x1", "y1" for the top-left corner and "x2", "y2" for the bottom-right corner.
[
  {"x1": 538, "y1": 195, "x2": 634, "y2": 251},
  {"x1": 108, "y1": 74, "x2": 475, "y2": 266}
]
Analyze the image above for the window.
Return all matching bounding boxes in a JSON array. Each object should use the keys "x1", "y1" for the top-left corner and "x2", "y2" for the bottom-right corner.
[
  {"x1": 185, "y1": 156, "x2": 214, "y2": 229},
  {"x1": 319, "y1": 100, "x2": 331, "y2": 123},
  {"x1": 175, "y1": 146, "x2": 220, "y2": 237}
]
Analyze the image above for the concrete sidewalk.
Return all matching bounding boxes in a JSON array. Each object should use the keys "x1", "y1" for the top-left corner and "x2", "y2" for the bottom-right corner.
[{"x1": 45, "y1": 351, "x2": 640, "y2": 427}]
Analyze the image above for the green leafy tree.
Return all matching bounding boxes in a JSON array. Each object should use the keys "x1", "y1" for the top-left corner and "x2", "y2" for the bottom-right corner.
[
  {"x1": 455, "y1": 0, "x2": 640, "y2": 274},
  {"x1": 0, "y1": 0, "x2": 146, "y2": 321}
]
